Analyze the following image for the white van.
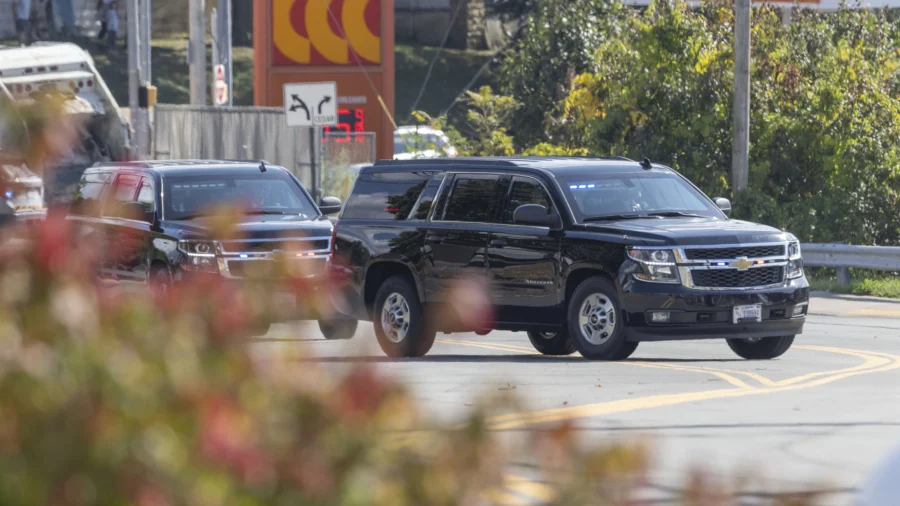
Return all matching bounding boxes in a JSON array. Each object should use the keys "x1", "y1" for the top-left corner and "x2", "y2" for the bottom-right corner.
[{"x1": 0, "y1": 42, "x2": 131, "y2": 205}]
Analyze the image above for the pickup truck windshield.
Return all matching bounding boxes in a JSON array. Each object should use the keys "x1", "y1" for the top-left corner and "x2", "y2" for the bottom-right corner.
[
  {"x1": 164, "y1": 172, "x2": 316, "y2": 221},
  {"x1": 558, "y1": 171, "x2": 724, "y2": 221}
]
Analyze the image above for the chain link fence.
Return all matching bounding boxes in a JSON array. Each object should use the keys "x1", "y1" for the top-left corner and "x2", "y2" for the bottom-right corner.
[{"x1": 321, "y1": 132, "x2": 376, "y2": 202}]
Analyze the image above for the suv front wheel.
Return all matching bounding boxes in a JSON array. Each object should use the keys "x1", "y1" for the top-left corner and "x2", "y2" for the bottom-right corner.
[
  {"x1": 567, "y1": 277, "x2": 638, "y2": 361},
  {"x1": 373, "y1": 276, "x2": 436, "y2": 357}
]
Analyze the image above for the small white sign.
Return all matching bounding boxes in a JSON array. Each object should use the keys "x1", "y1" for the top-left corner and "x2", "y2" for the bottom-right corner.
[
  {"x1": 214, "y1": 64, "x2": 226, "y2": 83},
  {"x1": 283, "y1": 82, "x2": 338, "y2": 127},
  {"x1": 214, "y1": 81, "x2": 229, "y2": 106}
]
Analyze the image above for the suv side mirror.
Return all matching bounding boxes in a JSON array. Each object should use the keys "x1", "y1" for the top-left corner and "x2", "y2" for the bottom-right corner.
[
  {"x1": 714, "y1": 197, "x2": 732, "y2": 217},
  {"x1": 513, "y1": 204, "x2": 559, "y2": 228},
  {"x1": 319, "y1": 196, "x2": 342, "y2": 215},
  {"x1": 118, "y1": 202, "x2": 153, "y2": 223}
]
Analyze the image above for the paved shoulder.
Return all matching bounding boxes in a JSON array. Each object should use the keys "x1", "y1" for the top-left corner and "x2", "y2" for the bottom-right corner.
[{"x1": 810, "y1": 292, "x2": 900, "y2": 319}]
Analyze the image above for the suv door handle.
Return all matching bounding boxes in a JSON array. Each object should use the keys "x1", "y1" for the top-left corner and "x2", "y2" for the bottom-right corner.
[
  {"x1": 425, "y1": 236, "x2": 444, "y2": 245},
  {"x1": 490, "y1": 238, "x2": 507, "y2": 248}
]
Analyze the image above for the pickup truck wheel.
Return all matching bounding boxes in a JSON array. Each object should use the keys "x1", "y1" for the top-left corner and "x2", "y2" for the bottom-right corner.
[
  {"x1": 149, "y1": 266, "x2": 171, "y2": 299},
  {"x1": 727, "y1": 335, "x2": 795, "y2": 359},
  {"x1": 318, "y1": 316, "x2": 358, "y2": 340},
  {"x1": 567, "y1": 277, "x2": 631, "y2": 361},
  {"x1": 526, "y1": 329, "x2": 576, "y2": 356},
  {"x1": 373, "y1": 276, "x2": 436, "y2": 357}
]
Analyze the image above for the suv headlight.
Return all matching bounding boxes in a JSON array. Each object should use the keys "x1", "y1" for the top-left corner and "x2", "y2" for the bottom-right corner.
[
  {"x1": 627, "y1": 248, "x2": 680, "y2": 283},
  {"x1": 178, "y1": 240, "x2": 219, "y2": 273},
  {"x1": 786, "y1": 241, "x2": 803, "y2": 279}
]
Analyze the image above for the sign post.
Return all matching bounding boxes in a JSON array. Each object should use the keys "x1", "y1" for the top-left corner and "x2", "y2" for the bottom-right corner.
[{"x1": 283, "y1": 82, "x2": 338, "y2": 201}]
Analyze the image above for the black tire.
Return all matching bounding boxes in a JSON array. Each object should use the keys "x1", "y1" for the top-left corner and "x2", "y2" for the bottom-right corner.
[
  {"x1": 526, "y1": 329, "x2": 576, "y2": 356},
  {"x1": 318, "y1": 316, "x2": 358, "y2": 340},
  {"x1": 567, "y1": 276, "x2": 632, "y2": 361},
  {"x1": 727, "y1": 335, "x2": 795, "y2": 360},
  {"x1": 373, "y1": 275, "x2": 436, "y2": 358}
]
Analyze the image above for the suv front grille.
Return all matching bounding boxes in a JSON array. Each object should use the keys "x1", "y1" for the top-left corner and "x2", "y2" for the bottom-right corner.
[
  {"x1": 684, "y1": 245, "x2": 785, "y2": 260},
  {"x1": 226, "y1": 258, "x2": 327, "y2": 278},
  {"x1": 220, "y1": 239, "x2": 330, "y2": 254},
  {"x1": 691, "y1": 266, "x2": 784, "y2": 288}
]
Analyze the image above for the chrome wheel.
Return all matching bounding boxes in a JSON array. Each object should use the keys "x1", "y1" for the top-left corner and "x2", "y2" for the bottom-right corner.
[
  {"x1": 380, "y1": 292, "x2": 410, "y2": 344},
  {"x1": 578, "y1": 293, "x2": 617, "y2": 345}
]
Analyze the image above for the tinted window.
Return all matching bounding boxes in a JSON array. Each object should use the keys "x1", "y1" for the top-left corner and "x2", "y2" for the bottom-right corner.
[
  {"x1": 163, "y1": 171, "x2": 316, "y2": 220},
  {"x1": 559, "y1": 172, "x2": 723, "y2": 220},
  {"x1": 342, "y1": 171, "x2": 432, "y2": 220},
  {"x1": 103, "y1": 173, "x2": 140, "y2": 218},
  {"x1": 411, "y1": 174, "x2": 445, "y2": 220},
  {"x1": 505, "y1": 176, "x2": 552, "y2": 223},
  {"x1": 440, "y1": 175, "x2": 501, "y2": 223},
  {"x1": 69, "y1": 171, "x2": 112, "y2": 216},
  {"x1": 137, "y1": 177, "x2": 155, "y2": 213}
]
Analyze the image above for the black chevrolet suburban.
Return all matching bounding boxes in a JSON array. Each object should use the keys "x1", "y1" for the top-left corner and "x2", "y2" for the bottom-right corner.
[
  {"x1": 330, "y1": 157, "x2": 809, "y2": 360},
  {"x1": 66, "y1": 160, "x2": 357, "y2": 338}
]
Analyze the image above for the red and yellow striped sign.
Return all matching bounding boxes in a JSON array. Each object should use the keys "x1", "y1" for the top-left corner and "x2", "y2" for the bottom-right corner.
[{"x1": 272, "y1": 0, "x2": 382, "y2": 65}]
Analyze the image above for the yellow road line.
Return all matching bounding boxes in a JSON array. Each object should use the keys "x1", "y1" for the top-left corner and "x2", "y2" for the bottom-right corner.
[
  {"x1": 486, "y1": 348, "x2": 900, "y2": 430},
  {"x1": 504, "y1": 475, "x2": 556, "y2": 503},
  {"x1": 442, "y1": 339, "x2": 758, "y2": 390},
  {"x1": 437, "y1": 338, "x2": 900, "y2": 429}
]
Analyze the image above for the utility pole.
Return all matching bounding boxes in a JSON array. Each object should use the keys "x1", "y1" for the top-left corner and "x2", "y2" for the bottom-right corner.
[
  {"x1": 141, "y1": 0, "x2": 152, "y2": 154},
  {"x1": 732, "y1": 0, "x2": 751, "y2": 194},
  {"x1": 215, "y1": 0, "x2": 233, "y2": 106},
  {"x1": 189, "y1": 0, "x2": 207, "y2": 105},
  {"x1": 127, "y1": 0, "x2": 146, "y2": 157}
]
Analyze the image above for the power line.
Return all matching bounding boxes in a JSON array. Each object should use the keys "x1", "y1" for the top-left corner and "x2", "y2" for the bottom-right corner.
[
  {"x1": 407, "y1": 0, "x2": 468, "y2": 121},
  {"x1": 319, "y1": 0, "x2": 397, "y2": 130}
]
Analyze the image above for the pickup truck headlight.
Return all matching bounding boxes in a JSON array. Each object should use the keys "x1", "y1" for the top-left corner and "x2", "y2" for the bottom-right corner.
[
  {"x1": 178, "y1": 240, "x2": 219, "y2": 273},
  {"x1": 627, "y1": 248, "x2": 680, "y2": 283},
  {"x1": 786, "y1": 241, "x2": 803, "y2": 279}
]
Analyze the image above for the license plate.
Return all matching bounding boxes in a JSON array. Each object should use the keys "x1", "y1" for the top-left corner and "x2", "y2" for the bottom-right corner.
[{"x1": 733, "y1": 304, "x2": 762, "y2": 324}]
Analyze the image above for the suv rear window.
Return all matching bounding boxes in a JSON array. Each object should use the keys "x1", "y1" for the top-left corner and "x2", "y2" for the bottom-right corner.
[{"x1": 342, "y1": 171, "x2": 433, "y2": 220}]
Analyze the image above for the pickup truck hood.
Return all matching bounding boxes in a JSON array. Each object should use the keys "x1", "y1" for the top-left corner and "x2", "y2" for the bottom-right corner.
[
  {"x1": 583, "y1": 217, "x2": 790, "y2": 246},
  {"x1": 166, "y1": 215, "x2": 333, "y2": 240}
]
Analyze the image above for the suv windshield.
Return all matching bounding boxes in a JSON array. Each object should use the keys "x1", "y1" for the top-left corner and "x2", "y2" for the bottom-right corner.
[
  {"x1": 163, "y1": 171, "x2": 316, "y2": 221},
  {"x1": 558, "y1": 171, "x2": 724, "y2": 221}
]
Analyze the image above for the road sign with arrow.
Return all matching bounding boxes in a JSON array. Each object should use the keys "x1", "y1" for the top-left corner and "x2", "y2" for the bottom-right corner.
[{"x1": 282, "y1": 82, "x2": 338, "y2": 127}]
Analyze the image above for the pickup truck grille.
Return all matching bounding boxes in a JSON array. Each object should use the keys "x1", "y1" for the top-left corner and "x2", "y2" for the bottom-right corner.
[
  {"x1": 691, "y1": 266, "x2": 784, "y2": 288},
  {"x1": 684, "y1": 245, "x2": 785, "y2": 260}
]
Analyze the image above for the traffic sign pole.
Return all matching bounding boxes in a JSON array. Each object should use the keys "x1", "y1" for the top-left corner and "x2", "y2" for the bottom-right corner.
[{"x1": 282, "y1": 82, "x2": 338, "y2": 201}]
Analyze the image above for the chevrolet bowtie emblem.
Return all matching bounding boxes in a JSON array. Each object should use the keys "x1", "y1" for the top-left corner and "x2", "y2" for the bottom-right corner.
[{"x1": 731, "y1": 257, "x2": 754, "y2": 271}]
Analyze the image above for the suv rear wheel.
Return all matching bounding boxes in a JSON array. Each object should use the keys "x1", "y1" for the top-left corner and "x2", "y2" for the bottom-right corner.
[
  {"x1": 567, "y1": 277, "x2": 636, "y2": 361},
  {"x1": 373, "y1": 276, "x2": 436, "y2": 357},
  {"x1": 526, "y1": 329, "x2": 576, "y2": 356},
  {"x1": 318, "y1": 316, "x2": 358, "y2": 340},
  {"x1": 727, "y1": 335, "x2": 794, "y2": 359}
]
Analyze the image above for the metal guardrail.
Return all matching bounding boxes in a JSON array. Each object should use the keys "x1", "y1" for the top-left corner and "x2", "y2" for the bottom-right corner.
[{"x1": 802, "y1": 243, "x2": 900, "y2": 271}]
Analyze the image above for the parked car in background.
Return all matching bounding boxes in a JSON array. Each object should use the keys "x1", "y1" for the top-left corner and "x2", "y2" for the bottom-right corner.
[
  {"x1": 393, "y1": 125, "x2": 457, "y2": 159},
  {"x1": 0, "y1": 42, "x2": 131, "y2": 206},
  {"x1": 66, "y1": 159, "x2": 357, "y2": 339},
  {"x1": 1, "y1": 155, "x2": 46, "y2": 222}
]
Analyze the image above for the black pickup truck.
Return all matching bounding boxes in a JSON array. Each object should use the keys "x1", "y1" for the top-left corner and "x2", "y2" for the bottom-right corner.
[
  {"x1": 330, "y1": 157, "x2": 809, "y2": 360},
  {"x1": 66, "y1": 160, "x2": 357, "y2": 338}
]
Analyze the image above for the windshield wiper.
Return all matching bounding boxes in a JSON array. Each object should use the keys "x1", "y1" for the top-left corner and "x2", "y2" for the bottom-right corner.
[
  {"x1": 241, "y1": 210, "x2": 287, "y2": 215},
  {"x1": 174, "y1": 212, "x2": 218, "y2": 221},
  {"x1": 582, "y1": 214, "x2": 656, "y2": 222},
  {"x1": 646, "y1": 211, "x2": 706, "y2": 218}
]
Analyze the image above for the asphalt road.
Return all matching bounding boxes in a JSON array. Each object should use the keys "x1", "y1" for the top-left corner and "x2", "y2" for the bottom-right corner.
[{"x1": 252, "y1": 294, "x2": 900, "y2": 505}]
